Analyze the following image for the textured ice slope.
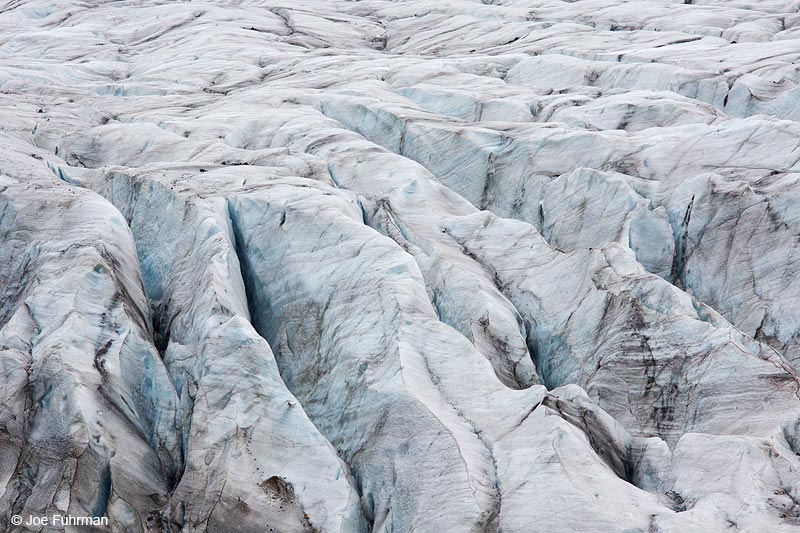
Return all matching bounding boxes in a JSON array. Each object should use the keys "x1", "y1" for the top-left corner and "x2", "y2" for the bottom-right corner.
[{"x1": 1, "y1": 1, "x2": 800, "y2": 532}]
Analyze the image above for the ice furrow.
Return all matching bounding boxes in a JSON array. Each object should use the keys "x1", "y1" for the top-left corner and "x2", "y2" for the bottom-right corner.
[
  {"x1": 68, "y1": 164, "x2": 368, "y2": 533},
  {"x1": 0, "y1": 167, "x2": 180, "y2": 532}
]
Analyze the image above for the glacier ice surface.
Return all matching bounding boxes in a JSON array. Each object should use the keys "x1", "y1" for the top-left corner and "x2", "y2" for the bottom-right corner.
[{"x1": 1, "y1": 1, "x2": 800, "y2": 531}]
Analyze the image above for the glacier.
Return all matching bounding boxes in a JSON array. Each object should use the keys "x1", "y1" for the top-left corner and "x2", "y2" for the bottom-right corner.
[{"x1": 1, "y1": 0, "x2": 800, "y2": 532}]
